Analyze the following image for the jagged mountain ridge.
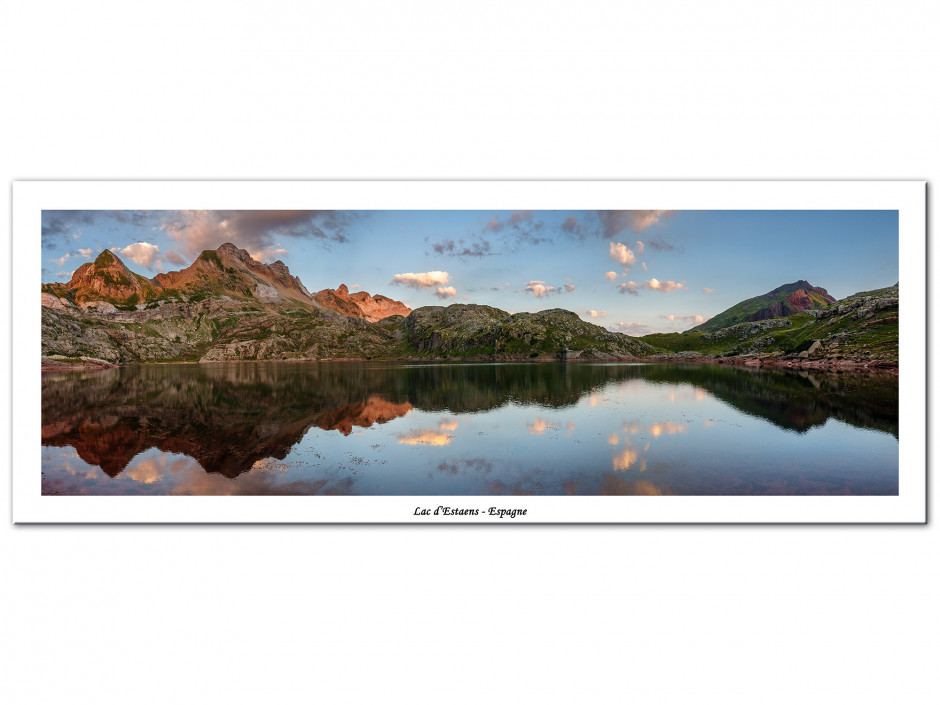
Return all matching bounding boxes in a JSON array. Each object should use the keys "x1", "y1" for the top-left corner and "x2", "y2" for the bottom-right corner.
[
  {"x1": 689, "y1": 280, "x2": 836, "y2": 333},
  {"x1": 42, "y1": 243, "x2": 409, "y2": 320},
  {"x1": 313, "y1": 283, "x2": 411, "y2": 322}
]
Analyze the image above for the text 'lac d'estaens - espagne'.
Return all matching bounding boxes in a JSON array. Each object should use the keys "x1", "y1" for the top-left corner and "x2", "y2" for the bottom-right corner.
[{"x1": 414, "y1": 506, "x2": 528, "y2": 519}]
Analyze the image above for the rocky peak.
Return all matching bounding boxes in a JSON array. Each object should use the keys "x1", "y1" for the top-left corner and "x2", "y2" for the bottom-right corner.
[
  {"x1": 202, "y1": 245, "x2": 311, "y2": 301},
  {"x1": 268, "y1": 260, "x2": 290, "y2": 277},
  {"x1": 64, "y1": 249, "x2": 155, "y2": 304},
  {"x1": 336, "y1": 284, "x2": 350, "y2": 297},
  {"x1": 215, "y1": 242, "x2": 249, "y2": 260}
]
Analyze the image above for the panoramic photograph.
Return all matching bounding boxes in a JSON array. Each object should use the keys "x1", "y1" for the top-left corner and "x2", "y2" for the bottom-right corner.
[{"x1": 39, "y1": 208, "x2": 899, "y2": 496}]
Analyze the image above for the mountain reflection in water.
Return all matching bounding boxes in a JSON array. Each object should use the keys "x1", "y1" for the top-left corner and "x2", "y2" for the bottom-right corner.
[{"x1": 41, "y1": 361, "x2": 899, "y2": 496}]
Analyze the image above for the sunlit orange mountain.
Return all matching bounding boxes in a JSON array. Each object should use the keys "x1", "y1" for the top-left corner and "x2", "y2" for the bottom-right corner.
[
  {"x1": 42, "y1": 243, "x2": 409, "y2": 320},
  {"x1": 314, "y1": 284, "x2": 411, "y2": 322}
]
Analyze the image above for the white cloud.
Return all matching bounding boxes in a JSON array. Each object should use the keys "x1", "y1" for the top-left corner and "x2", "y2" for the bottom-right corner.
[
  {"x1": 646, "y1": 278, "x2": 686, "y2": 292},
  {"x1": 524, "y1": 280, "x2": 557, "y2": 298},
  {"x1": 604, "y1": 271, "x2": 618, "y2": 282},
  {"x1": 586, "y1": 310, "x2": 608, "y2": 318},
  {"x1": 119, "y1": 242, "x2": 162, "y2": 270},
  {"x1": 702, "y1": 287, "x2": 715, "y2": 294},
  {"x1": 609, "y1": 241, "x2": 637, "y2": 270},
  {"x1": 434, "y1": 286, "x2": 457, "y2": 300},
  {"x1": 522, "y1": 280, "x2": 574, "y2": 298},
  {"x1": 642, "y1": 262, "x2": 648, "y2": 272},
  {"x1": 51, "y1": 247, "x2": 101, "y2": 268},
  {"x1": 618, "y1": 281, "x2": 641, "y2": 296},
  {"x1": 620, "y1": 278, "x2": 687, "y2": 294},
  {"x1": 248, "y1": 245, "x2": 288, "y2": 262},
  {"x1": 392, "y1": 271, "x2": 451, "y2": 289},
  {"x1": 636, "y1": 240, "x2": 645, "y2": 255}
]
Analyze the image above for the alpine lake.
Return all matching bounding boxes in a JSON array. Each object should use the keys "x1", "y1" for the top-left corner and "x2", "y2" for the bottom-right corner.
[{"x1": 41, "y1": 360, "x2": 899, "y2": 496}]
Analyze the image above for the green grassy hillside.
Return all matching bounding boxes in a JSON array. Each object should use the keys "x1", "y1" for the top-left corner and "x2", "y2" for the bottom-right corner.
[
  {"x1": 642, "y1": 285, "x2": 898, "y2": 362},
  {"x1": 689, "y1": 280, "x2": 835, "y2": 333}
]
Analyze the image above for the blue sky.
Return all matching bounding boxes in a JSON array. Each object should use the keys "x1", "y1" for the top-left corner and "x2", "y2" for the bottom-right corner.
[{"x1": 41, "y1": 209, "x2": 898, "y2": 335}]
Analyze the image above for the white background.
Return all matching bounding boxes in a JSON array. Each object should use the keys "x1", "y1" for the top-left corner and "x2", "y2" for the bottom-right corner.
[{"x1": 1, "y1": 1, "x2": 937, "y2": 704}]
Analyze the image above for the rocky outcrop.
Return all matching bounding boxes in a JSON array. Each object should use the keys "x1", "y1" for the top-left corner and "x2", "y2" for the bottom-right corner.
[
  {"x1": 348, "y1": 290, "x2": 411, "y2": 321},
  {"x1": 815, "y1": 288, "x2": 898, "y2": 321},
  {"x1": 313, "y1": 285, "x2": 368, "y2": 318},
  {"x1": 314, "y1": 283, "x2": 411, "y2": 321},
  {"x1": 405, "y1": 305, "x2": 655, "y2": 359},
  {"x1": 702, "y1": 317, "x2": 792, "y2": 342},
  {"x1": 40, "y1": 292, "x2": 76, "y2": 313}
]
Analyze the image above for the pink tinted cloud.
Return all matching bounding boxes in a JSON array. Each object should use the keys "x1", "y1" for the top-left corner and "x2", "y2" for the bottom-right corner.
[
  {"x1": 597, "y1": 211, "x2": 675, "y2": 237},
  {"x1": 392, "y1": 271, "x2": 451, "y2": 288},
  {"x1": 609, "y1": 241, "x2": 637, "y2": 270},
  {"x1": 119, "y1": 242, "x2": 162, "y2": 270},
  {"x1": 646, "y1": 278, "x2": 686, "y2": 292},
  {"x1": 159, "y1": 210, "x2": 355, "y2": 262},
  {"x1": 660, "y1": 314, "x2": 708, "y2": 324},
  {"x1": 524, "y1": 280, "x2": 557, "y2": 298}
]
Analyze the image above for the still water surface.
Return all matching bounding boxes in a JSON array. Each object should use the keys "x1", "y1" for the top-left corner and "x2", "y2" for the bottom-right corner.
[{"x1": 41, "y1": 361, "x2": 898, "y2": 495}]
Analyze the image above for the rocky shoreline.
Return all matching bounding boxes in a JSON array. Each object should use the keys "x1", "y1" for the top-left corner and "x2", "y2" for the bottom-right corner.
[
  {"x1": 41, "y1": 354, "x2": 642, "y2": 370},
  {"x1": 41, "y1": 352, "x2": 898, "y2": 373},
  {"x1": 41, "y1": 357, "x2": 120, "y2": 372}
]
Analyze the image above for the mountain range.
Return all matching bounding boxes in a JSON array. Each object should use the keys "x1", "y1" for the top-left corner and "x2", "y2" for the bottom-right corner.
[
  {"x1": 41, "y1": 244, "x2": 653, "y2": 366},
  {"x1": 40, "y1": 245, "x2": 898, "y2": 369},
  {"x1": 43, "y1": 242, "x2": 411, "y2": 321}
]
